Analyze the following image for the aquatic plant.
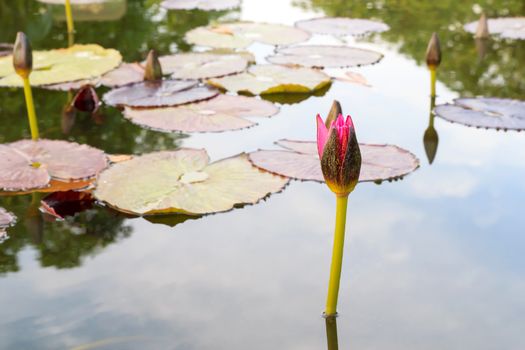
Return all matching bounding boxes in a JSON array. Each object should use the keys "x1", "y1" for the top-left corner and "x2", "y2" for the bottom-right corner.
[{"x1": 425, "y1": 32, "x2": 441, "y2": 98}]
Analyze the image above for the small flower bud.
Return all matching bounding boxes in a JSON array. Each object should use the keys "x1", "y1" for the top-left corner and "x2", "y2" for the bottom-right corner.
[
  {"x1": 13, "y1": 32, "x2": 33, "y2": 78},
  {"x1": 425, "y1": 32, "x2": 441, "y2": 69},
  {"x1": 71, "y1": 84, "x2": 100, "y2": 113},
  {"x1": 144, "y1": 49, "x2": 163, "y2": 81}
]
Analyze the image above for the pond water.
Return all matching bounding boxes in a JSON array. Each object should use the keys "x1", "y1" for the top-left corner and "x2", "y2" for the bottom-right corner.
[{"x1": 1, "y1": 0, "x2": 525, "y2": 349}]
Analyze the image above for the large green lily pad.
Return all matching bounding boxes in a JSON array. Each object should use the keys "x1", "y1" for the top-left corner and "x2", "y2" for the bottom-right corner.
[
  {"x1": 295, "y1": 17, "x2": 390, "y2": 36},
  {"x1": 185, "y1": 22, "x2": 310, "y2": 49},
  {"x1": 0, "y1": 44, "x2": 122, "y2": 87},
  {"x1": 159, "y1": 52, "x2": 248, "y2": 80},
  {"x1": 267, "y1": 45, "x2": 383, "y2": 68},
  {"x1": 208, "y1": 64, "x2": 331, "y2": 95},
  {"x1": 434, "y1": 97, "x2": 525, "y2": 130},
  {"x1": 249, "y1": 139, "x2": 419, "y2": 183},
  {"x1": 124, "y1": 94, "x2": 279, "y2": 132},
  {"x1": 94, "y1": 149, "x2": 289, "y2": 215},
  {"x1": 464, "y1": 17, "x2": 525, "y2": 40},
  {"x1": 161, "y1": 0, "x2": 240, "y2": 11}
]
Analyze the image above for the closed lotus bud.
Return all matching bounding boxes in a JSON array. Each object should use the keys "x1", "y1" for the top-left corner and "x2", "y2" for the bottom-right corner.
[
  {"x1": 144, "y1": 49, "x2": 163, "y2": 81},
  {"x1": 71, "y1": 84, "x2": 100, "y2": 113},
  {"x1": 475, "y1": 13, "x2": 490, "y2": 39},
  {"x1": 13, "y1": 32, "x2": 33, "y2": 78},
  {"x1": 317, "y1": 109, "x2": 361, "y2": 196},
  {"x1": 425, "y1": 32, "x2": 441, "y2": 69}
]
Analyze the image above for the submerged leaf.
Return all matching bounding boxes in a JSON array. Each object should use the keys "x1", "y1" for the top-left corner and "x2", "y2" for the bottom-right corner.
[
  {"x1": 464, "y1": 17, "x2": 525, "y2": 40},
  {"x1": 267, "y1": 45, "x2": 383, "y2": 68},
  {"x1": 249, "y1": 139, "x2": 419, "y2": 183},
  {"x1": 124, "y1": 94, "x2": 279, "y2": 133},
  {"x1": 208, "y1": 64, "x2": 331, "y2": 95},
  {"x1": 160, "y1": 52, "x2": 248, "y2": 80},
  {"x1": 295, "y1": 17, "x2": 389, "y2": 36},
  {"x1": 161, "y1": 0, "x2": 240, "y2": 11},
  {"x1": 103, "y1": 79, "x2": 219, "y2": 107},
  {"x1": 94, "y1": 149, "x2": 289, "y2": 215},
  {"x1": 434, "y1": 97, "x2": 525, "y2": 131},
  {"x1": 185, "y1": 22, "x2": 310, "y2": 49},
  {"x1": 0, "y1": 44, "x2": 122, "y2": 87}
]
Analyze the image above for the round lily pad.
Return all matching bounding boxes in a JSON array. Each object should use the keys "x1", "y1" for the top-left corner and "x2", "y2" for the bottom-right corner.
[
  {"x1": 0, "y1": 139, "x2": 108, "y2": 192},
  {"x1": 295, "y1": 17, "x2": 390, "y2": 36},
  {"x1": 124, "y1": 94, "x2": 279, "y2": 133},
  {"x1": 434, "y1": 97, "x2": 525, "y2": 131},
  {"x1": 208, "y1": 64, "x2": 331, "y2": 95},
  {"x1": 94, "y1": 149, "x2": 289, "y2": 215},
  {"x1": 159, "y1": 52, "x2": 248, "y2": 80},
  {"x1": 185, "y1": 22, "x2": 310, "y2": 49},
  {"x1": 0, "y1": 207, "x2": 16, "y2": 228},
  {"x1": 161, "y1": 0, "x2": 240, "y2": 11},
  {"x1": 0, "y1": 44, "x2": 122, "y2": 87},
  {"x1": 103, "y1": 80, "x2": 219, "y2": 108},
  {"x1": 249, "y1": 139, "x2": 419, "y2": 183},
  {"x1": 464, "y1": 17, "x2": 525, "y2": 40},
  {"x1": 266, "y1": 45, "x2": 383, "y2": 68}
]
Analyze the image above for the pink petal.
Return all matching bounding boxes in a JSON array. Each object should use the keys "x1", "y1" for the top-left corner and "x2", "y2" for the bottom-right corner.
[{"x1": 316, "y1": 114, "x2": 328, "y2": 157}]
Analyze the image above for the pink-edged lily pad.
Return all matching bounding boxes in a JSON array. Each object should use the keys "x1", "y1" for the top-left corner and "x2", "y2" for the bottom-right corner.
[
  {"x1": 94, "y1": 149, "x2": 289, "y2": 216},
  {"x1": 295, "y1": 17, "x2": 390, "y2": 36},
  {"x1": 249, "y1": 139, "x2": 419, "y2": 183},
  {"x1": 124, "y1": 94, "x2": 279, "y2": 133},
  {"x1": 464, "y1": 17, "x2": 525, "y2": 40},
  {"x1": 159, "y1": 52, "x2": 249, "y2": 80},
  {"x1": 0, "y1": 139, "x2": 108, "y2": 193},
  {"x1": 161, "y1": 0, "x2": 240, "y2": 11},
  {"x1": 434, "y1": 97, "x2": 525, "y2": 131},
  {"x1": 103, "y1": 79, "x2": 219, "y2": 108},
  {"x1": 266, "y1": 45, "x2": 383, "y2": 68}
]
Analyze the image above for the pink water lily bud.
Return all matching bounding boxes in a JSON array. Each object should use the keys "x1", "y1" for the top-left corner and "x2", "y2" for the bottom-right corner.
[
  {"x1": 144, "y1": 49, "x2": 163, "y2": 81},
  {"x1": 317, "y1": 105, "x2": 361, "y2": 196},
  {"x1": 425, "y1": 32, "x2": 441, "y2": 69},
  {"x1": 13, "y1": 32, "x2": 33, "y2": 78}
]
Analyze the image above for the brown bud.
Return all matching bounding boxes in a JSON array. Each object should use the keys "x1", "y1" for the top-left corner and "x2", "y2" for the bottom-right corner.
[
  {"x1": 13, "y1": 32, "x2": 33, "y2": 78},
  {"x1": 475, "y1": 13, "x2": 489, "y2": 39},
  {"x1": 144, "y1": 49, "x2": 163, "y2": 81},
  {"x1": 425, "y1": 32, "x2": 441, "y2": 69},
  {"x1": 71, "y1": 84, "x2": 100, "y2": 113},
  {"x1": 325, "y1": 100, "x2": 342, "y2": 128},
  {"x1": 423, "y1": 125, "x2": 438, "y2": 164}
]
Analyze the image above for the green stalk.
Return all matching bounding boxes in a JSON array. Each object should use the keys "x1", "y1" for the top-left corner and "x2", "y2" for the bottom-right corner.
[
  {"x1": 325, "y1": 194, "x2": 348, "y2": 316},
  {"x1": 22, "y1": 76, "x2": 39, "y2": 140},
  {"x1": 65, "y1": 0, "x2": 75, "y2": 43},
  {"x1": 430, "y1": 67, "x2": 437, "y2": 98},
  {"x1": 325, "y1": 315, "x2": 339, "y2": 350}
]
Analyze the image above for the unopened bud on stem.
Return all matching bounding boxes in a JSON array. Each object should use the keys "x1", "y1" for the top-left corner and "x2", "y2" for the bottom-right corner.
[
  {"x1": 144, "y1": 49, "x2": 163, "y2": 81},
  {"x1": 425, "y1": 32, "x2": 441, "y2": 69},
  {"x1": 13, "y1": 32, "x2": 33, "y2": 78}
]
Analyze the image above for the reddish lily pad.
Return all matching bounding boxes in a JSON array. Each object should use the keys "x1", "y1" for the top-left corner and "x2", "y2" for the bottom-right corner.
[
  {"x1": 94, "y1": 149, "x2": 289, "y2": 215},
  {"x1": 103, "y1": 80, "x2": 219, "y2": 108},
  {"x1": 161, "y1": 0, "x2": 240, "y2": 11},
  {"x1": 434, "y1": 98, "x2": 525, "y2": 131},
  {"x1": 267, "y1": 45, "x2": 383, "y2": 68},
  {"x1": 249, "y1": 139, "x2": 419, "y2": 183},
  {"x1": 464, "y1": 17, "x2": 525, "y2": 40},
  {"x1": 0, "y1": 139, "x2": 108, "y2": 192},
  {"x1": 295, "y1": 17, "x2": 390, "y2": 36},
  {"x1": 40, "y1": 191, "x2": 94, "y2": 220},
  {"x1": 124, "y1": 94, "x2": 279, "y2": 133},
  {"x1": 159, "y1": 52, "x2": 249, "y2": 80}
]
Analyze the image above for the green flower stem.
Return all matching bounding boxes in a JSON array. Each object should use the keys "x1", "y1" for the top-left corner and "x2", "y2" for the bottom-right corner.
[
  {"x1": 325, "y1": 194, "x2": 348, "y2": 316},
  {"x1": 65, "y1": 0, "x2": 75, "y2": 38},
  {"x1": 325, "y1": 315, "x2": 339, "y2": 350},
  {"x1": 22, "y1": 77, "x2": 39, "y2": 140},
  {"x1": 430, "y1": 67, "x2": 437, "y2": 98}
]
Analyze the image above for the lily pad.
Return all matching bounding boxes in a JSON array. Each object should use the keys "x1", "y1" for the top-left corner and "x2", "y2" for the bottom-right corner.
[
  {"x1": 208, "y1": 64, "x2": 331, "y2": 95},
  {"x1": 124, "y1": 94, "x2": 279, "y2": 133},
  {"x1": 295, "y1": 17, "x2": 390, "y2": 36},
  {"x1": 37, "y1": 0, "x2": 109, "y2": 3},
  {"x1": 0, "y1": 44, "x2": 122, "y2": 87},
  {"x1": 0, "y1": 139, "x2": 108, "y2": 192},
  {"x1": 249, "y1": 139, "x2": 419, "y2": 183},
  {"x1": 0, "y1": 207, "x2": 16, "y2": 228},
  {"x1": 434, "y1": 98, "x2": 525, "y2": 131},
  {"x1": 94, "y1": 149, "x2": 289, "y2": 215},
  {"x1": 464, "y1": 17, "x2": 525, "y2": 40},
  {"x1": 185, "y1": 22, "x2": 310, "y2": 49},
  {"x1": 159, "y1": 52, "x2": 248, "y2": 80},
  {"x1": 266, "y1": 45, "x2": 383, "y2": 68},
  {"x1": 103, "y1": 80, "x2": 219, "y2": 108},
  {"x1": 161, "y1": 0, "x2": 240, "y2": 11},
  {"x1": 0, "y1": 43, "x2": 13, "y2": 57}
]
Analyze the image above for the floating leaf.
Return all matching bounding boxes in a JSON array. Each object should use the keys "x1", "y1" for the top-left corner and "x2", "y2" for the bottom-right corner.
[
  {"x1": 0, "y1": 139, "x2": 108, "y2": 192},
  {"x1": 94, "y1": 149, "x2": 289, "y2": 215},
  {"x1": 0, "y1": 43, "x2": 13, "y2": 57},
  {"x1": 159, "y1": 52, "x2": 248, "y2": 80},
  {"x1": 0, "y1": 207, "x2": 16, "y2": 228},
  {"x1": 185, "y1": 22, "x2": 310, "y2": 49},
  {"x1": 333, "y1": 70, "x2": 371, "y2": 87},
  {"x1": 249, "y1": 139, "x2": 419, "y2": 183},
  {"x1": 161, "y1": 0, "x2": 240, "y2": 11},
  {"x1": 434, "y1": 97, "x2": 525, "y2": 131},
  {"x1": 464, "y1": 17, "x2": 525, "y2": 40},
  {"x1": 124, "y1": 94, "x2": 279, "y2": 133},
  {"x1": 267, "y1": 45, "x2": 383, "y2": 68},
  {"x1": 295, "y1": 17, "x2": 390, "y2": 36},
  {"x1": 103, "y1": 80, "x2": 219, "y2": 107},
  {"x1": 0, "y1": 44, "x2": 122, "y2": 87},
  {"x1": 40, "y1": 191, "x2": 94, "y2": 220},
  {"x1": 208, "y1": 64, "x2": 331, "y2": 95}
]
